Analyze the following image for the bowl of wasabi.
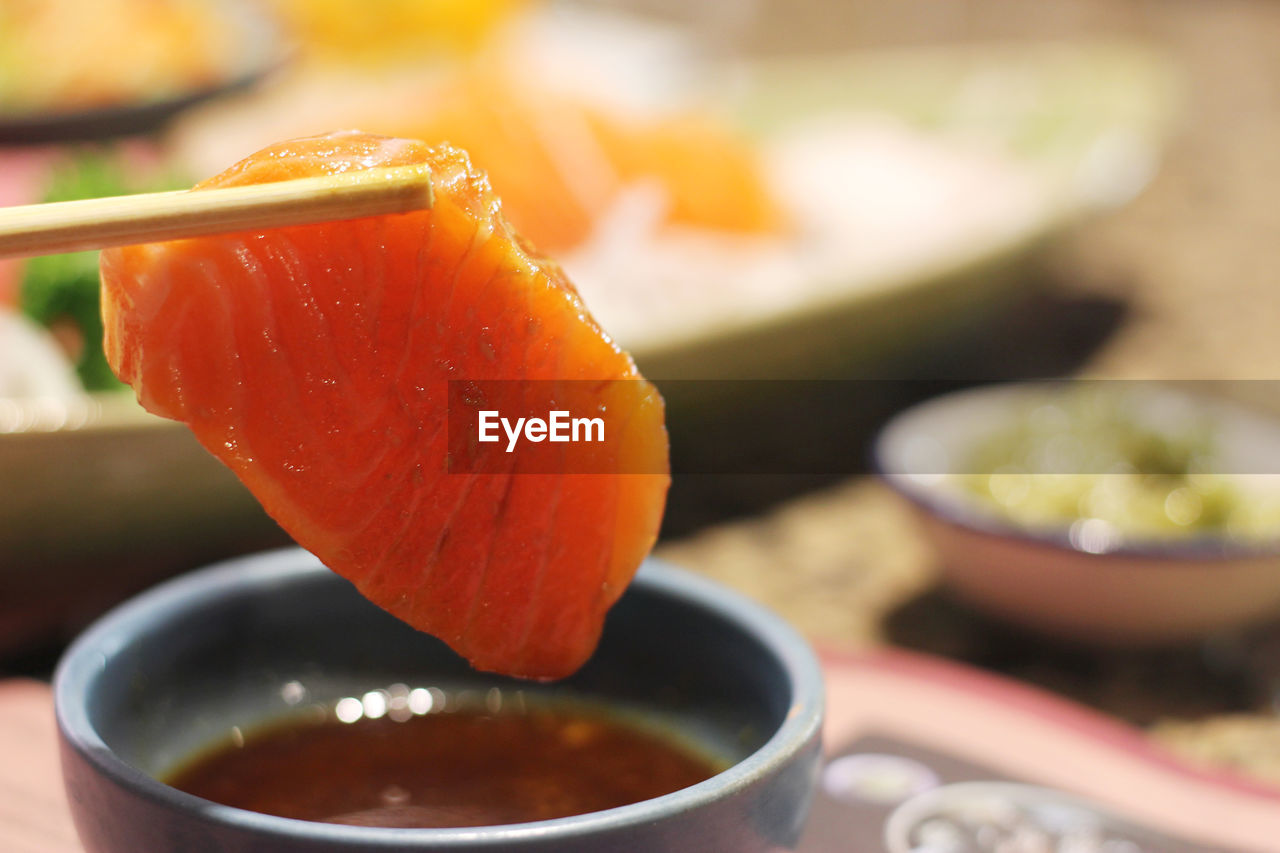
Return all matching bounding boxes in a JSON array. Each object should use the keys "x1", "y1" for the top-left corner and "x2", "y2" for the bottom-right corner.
[{"x1": 875, "y1": 381, "x2": 1280, "y2": 645}]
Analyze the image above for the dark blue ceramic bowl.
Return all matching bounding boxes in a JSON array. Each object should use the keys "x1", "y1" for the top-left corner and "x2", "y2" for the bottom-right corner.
[{"x1": 55, "y1": 549, "x2": 823, "y2": 852}]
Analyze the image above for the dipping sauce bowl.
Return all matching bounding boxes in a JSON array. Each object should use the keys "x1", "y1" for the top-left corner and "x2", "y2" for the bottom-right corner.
[{"x1": 55, "y1": 548, "x2": 823, "y2": 852}]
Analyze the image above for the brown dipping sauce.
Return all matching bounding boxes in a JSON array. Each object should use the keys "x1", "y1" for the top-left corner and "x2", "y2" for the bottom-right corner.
[{"x1": 165, "y1": 696, "x2": 725, "y2": 828}]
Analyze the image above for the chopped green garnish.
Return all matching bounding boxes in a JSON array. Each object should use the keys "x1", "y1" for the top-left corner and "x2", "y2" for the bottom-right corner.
[{"x1": 954, "y1": 390, "x2": 1280, "y2": 544}]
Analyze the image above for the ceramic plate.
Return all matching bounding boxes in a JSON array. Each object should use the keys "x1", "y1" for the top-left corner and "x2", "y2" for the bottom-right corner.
[
  {"x1": 0, "y1": 40, "x2": 1177, "y2": 651},
  {"x1": 163, "y1": 34, "x2": 1177, "y2": 379},
  {"x1": 0, "y1": 0, "x2": 285, "y2": 145},
  {"x1": 615, "y1": 41, "x2": 1178, "y2": 378}
]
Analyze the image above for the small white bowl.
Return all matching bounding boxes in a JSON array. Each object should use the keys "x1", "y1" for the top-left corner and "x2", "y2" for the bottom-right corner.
[{"x1": 873, "y1": 382, "x2": 1280, "y2": 645}]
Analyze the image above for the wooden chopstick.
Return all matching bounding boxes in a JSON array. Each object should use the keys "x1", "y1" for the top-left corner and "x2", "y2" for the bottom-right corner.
[{"x1": 0, "y1": 164, "x2": 434, "y2": 259}]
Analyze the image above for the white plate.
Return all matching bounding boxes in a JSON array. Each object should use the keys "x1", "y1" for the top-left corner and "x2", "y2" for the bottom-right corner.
[
  {"x1": 613, "y1": 41, "x2": 1178, "y2": 378},
  {"x1": 0, "y1": 40, "x2": 1177, "y2": 650}
]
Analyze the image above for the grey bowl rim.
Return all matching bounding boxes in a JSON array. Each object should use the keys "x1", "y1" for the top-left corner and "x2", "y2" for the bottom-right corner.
[
  {"x1": 872, "y1": 380, "x2": 1280, "y2": 562},
  {"x1": 54, "y1": 547, "x2": 824, "y2": 847}
]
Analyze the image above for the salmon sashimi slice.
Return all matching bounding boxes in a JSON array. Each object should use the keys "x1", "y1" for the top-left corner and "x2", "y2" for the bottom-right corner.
[
  {"x1": 100, "y1": 131, "x2": 669, "y2": 679},
  {"x1": 394, "y1": 71, "x2": 783, "y2": 252}
]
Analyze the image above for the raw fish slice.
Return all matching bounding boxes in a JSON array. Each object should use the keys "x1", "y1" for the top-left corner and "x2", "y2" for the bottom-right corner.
[{"x1": 100, "y1": 131, "x2": 669, "y2": 679}]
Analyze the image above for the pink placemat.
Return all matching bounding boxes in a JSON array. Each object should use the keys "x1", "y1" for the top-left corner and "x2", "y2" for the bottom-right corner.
[
  {"x1": 8, "y1": 650, "x2": 1280, "y2": 852},
  {"x1": 0, "y1": 679, "x2": 78, "y2": 853}
]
